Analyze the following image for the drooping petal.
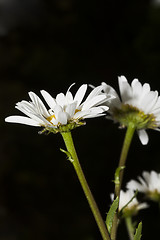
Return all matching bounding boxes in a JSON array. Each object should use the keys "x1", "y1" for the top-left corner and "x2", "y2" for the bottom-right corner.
[{"x1": 137, "y1": 129, "x2": 149, "y2": 145}]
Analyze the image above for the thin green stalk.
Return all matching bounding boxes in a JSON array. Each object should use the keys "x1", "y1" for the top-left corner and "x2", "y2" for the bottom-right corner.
[
  {"x1": 111, "y1": 123, "x2": 136, "y2": 240},
  {"x1": 115, "y1": 123, "x2": 136, "y2": 197},
  {"x1": 125, "y1": 216, "x2": 134, "y2": 240},
  {"x1": 61, "y1": 131, "x2": 111, "y2": 240}
]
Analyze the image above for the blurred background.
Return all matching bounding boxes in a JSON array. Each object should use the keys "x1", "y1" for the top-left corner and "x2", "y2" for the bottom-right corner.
[{"x1": 1, "y1": 0, "x2": 160, "y2": 239}]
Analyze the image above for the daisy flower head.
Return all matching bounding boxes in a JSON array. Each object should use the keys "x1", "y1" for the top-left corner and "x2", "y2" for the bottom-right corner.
[
  {"x1": 101, "y1": 76, "x2": 160, "y2": 145},
  {"x1": 5, "y1": 83, "x2": 112, "y2": 133},
  {"x1": 127, "y1": 171, "x2": 160, "y2": 202},
  {"x1": 111, "y1": 189, "x2": 148, "y2": 218}
]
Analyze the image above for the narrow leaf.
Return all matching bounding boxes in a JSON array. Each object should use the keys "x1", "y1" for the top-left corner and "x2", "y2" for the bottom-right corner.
[
  {"x1": 106, "y1": 196, "x2": 119, "y2": 233},
  {"x1": 133, "y1": 222, "x2": 142, "y2": 240},
  {"x1": 60, "y1": 148, "x2": 74, "y2": 162}
]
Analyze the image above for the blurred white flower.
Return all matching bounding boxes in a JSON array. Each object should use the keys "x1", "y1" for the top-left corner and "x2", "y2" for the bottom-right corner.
[
  {"x1": 111, "y1": 189, "x2": 148, "y2": 217},
  {"x1": 102, "y1": 76, "x2": 160, "y2": 145},
  {"x1": 5, "y1": 83, "x2": 112, "y2": 132},
  {"x1": 127, "y1": 171, "x2": 160, "y2": 202}
]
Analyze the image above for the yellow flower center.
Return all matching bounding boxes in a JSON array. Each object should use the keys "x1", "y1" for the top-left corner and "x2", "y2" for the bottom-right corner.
[
  {"x1": 75, "y1": 109, "x2": 80, "y2": 114},
  {"x1": 47, "y1": 114, "x2": 56, "y2": 123}
]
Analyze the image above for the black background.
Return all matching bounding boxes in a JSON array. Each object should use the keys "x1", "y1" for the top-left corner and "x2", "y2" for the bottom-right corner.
[{"x1": 1, "y1": 0, "x2": 160, "y2": 239}]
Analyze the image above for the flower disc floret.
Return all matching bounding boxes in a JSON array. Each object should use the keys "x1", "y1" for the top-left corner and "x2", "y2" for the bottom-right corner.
[
  {"x1": 101, "y1": 76, "x2": 160, "y2": 145},
  {"x1": 5, "y1": 83, "x2": 112, "y2": 133}
]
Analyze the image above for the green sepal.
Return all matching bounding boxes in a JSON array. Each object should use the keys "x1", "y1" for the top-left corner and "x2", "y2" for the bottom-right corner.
[
  {"x1": 60, "y1": 148, "x2": 74, "y2": 162},
  {"x1": 106, "y1": 196, "x2": 119, "y2": 233},
  {"x1": 39, "y1": 121, "x2": 86, "y2": 135},
  {"x1": 133, "y1": 222, "x2": 142, "y2": 240},
  {"x1": 114, "y1": 166, "x2": 125, "y2": 185}
]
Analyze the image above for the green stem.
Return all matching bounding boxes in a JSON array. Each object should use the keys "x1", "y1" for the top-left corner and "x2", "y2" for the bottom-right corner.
[
  {"x1": 125, "y1": 217, "x2": 134, "y2": 240},
  {"x1": 115, "y1": 123, "x2": 136, "y2": 197},
  {"x1": 61, "y1": 131, "x2": 111, "y2": 240},
  {"x1": 111, "y1": 123, "x2": 135, "y2": 240}
]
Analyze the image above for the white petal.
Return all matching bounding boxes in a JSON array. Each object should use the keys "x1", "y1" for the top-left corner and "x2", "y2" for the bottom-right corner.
[
  {"x1": 131, "y1": 79, "x2": 142, "y2": 96},
  {"x1": 66, "y1": 83, "x2": 75, "y2": 92},
  {"x1": 66, "y1": 91, "x2": 73, "y2": 102},
  {"x1": 137, "y1": 129, "x2": 149, "y2": 145},
  {"x1": 118, "y1": 76, "x2": 133, "y2": 103},
  {"x1": 66, "y1": 84, "x2": 75, "y2": 102},
  {"x1": 57, "y1": 111, "x2": 68, "y2": 125},
  {"x1": 29, "y1": 92, "x2": 50, "y2": 117},
  {"x1": 74, "y1": 84, "x2": 87, "y2": 107},
  {"x1": 85, "y1": 85, "x2": 103, "y2": 102},
  {"x1": 15, "y1": 104, "x2": 48, "y2": 124},
  {"x1": 65, "y1": 102, "x2": 77, "y2": 117},
  {"x1": 56, "y1": 93, "x2": 66, "y2": 107},
  {"x1": 41, "y1": 90, "x2": 56, "y2": 109},
  {"x1": 82, "y1": 95, "x2": 106, "y2": 110},
  {"x1": 126, "y1": 180, "x2": 146, "y2": 192},
  {"x1": 141, "y1": 91, "x2": 158, "y2": 113},
  {"x1": 5, "y1": 116, "x2": 40, "y2": 126}
]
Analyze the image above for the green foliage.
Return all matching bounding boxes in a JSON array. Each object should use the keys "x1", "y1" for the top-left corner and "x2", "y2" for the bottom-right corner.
[
  {"x1": 106, "y1": 196, "x2": 119, "y2": 234},
  {"x1": 114, "y1": 166, "x2": 125, "y2": 185},
  {"x1": 60, "y1": 148, "x2": 74, "y2": 162},
  {"x1": 133, "y1": 222, "x2": 142, "y2": 240}
]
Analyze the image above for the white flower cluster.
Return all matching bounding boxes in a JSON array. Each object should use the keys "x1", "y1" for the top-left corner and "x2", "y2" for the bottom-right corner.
[
  {"x1": 101, "y1": 76, "x2": 160, "y2": 145},
  {"x1": 5, "y1": 76, "x2": 160, "y2": 140},
  {"x1": 5, "y1": 84, "x2": 112, "y2": 131},
  {"x1": 111, "y1": 170, "x2": 160, "y2": 216},
  {"x1": 127, "y1": 170, "x2": 160, "y2": 201}
]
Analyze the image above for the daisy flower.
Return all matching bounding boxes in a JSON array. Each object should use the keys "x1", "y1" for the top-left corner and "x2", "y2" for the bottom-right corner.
[
  {"x1": 111, "y1": 189, "x2": 148, "y2": 217},
  {"x1": 101, "y1": 76, "x2": 160, "y2": 145},
  {"x1": 5, "y1": 83, "x2": 112, "y2": 133},
  {"x1": 127, "y1": 171, "x2": 160, "y2": 202}
]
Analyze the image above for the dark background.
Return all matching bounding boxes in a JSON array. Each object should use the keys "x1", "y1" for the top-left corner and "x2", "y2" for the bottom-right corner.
[{"x1": 1, "y1": 0, "x2": 160, "y2": 239}]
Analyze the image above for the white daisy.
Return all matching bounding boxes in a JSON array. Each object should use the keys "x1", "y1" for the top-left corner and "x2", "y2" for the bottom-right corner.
[
  {"x1": 111, "y1": 189, "x2": 148, "y2": 217},
  {"x1": 127, "y1": 171, "x2": 160, "y2": 202},
  {"x1": 101, "y1": 75, "x2": 160, "y2": 145},
  {"x1": 5, "y1": 83, "x2": 111, "y2": 132}
]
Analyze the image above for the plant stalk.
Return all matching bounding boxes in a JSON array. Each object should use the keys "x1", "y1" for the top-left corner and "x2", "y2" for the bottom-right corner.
[
  {"x1": 125, "y1": 216, "x2": 134, "y2": 240},
  {"x1": 111, "y1": 123, "x2": 135, "y2": 240},
  {"x1": 61, "y1": 131, "x2": 111, "y2": 240}
]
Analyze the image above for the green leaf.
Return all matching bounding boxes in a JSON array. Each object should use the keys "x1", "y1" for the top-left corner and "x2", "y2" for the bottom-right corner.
[
  {"x1": 133, "y1": 222, "x2": 142, "y2": 240},
  {"x1": 60, "y1": 148, "x2": 74, "y2": 162},
  {"x1": 106, "y1": 196, "x2": 119, "y2": 233}
]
